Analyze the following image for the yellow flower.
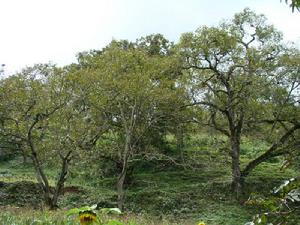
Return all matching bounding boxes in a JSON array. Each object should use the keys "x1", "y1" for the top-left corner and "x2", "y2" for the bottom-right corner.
[
  {"x1": 79, "y1": 211, "x2": 97, "y2": 225},
  {"x1": 198, "y1": 222, "x2": 206, "y2": 225}
]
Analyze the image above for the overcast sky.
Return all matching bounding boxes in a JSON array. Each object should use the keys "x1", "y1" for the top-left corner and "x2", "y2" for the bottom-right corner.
[{"x1": 0, "y1": 0, "x2": 299, "y2": 75}]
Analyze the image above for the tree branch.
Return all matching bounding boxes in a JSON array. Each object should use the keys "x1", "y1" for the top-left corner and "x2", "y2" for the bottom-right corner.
[{"x1": 241, "y1": 123, "x2": 300, "y2": 177}]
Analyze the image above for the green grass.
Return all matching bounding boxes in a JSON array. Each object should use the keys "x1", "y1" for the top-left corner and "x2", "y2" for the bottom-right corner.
[
  {"x1": 0, "y1": 208, "x2": 76, "y2": 225},
  {"x1": 0, "y1": 161, "x2": 254, "y2": 224},
  {"x1": 0, "y1": 159, "x2": 36, "y2": 183},
  {"x1": 0, "y1": 207, "x2": 202, "y2": 225},
  {"x1": 1, "y1": 133, "x2": 299, "y2": 224}
]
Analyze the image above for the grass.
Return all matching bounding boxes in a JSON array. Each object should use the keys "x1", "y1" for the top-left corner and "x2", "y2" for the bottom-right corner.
[
  {"x1": 0, "y1": 206, "x2": 202, "y2": 225},
  {"x1": 0, "y1": 206, "x2": 249, "y2": 225},
  {"x1": 1, "y1": 134, "x2": 299, "y2": 224},
  {"x1": 0, "y1": 164, "x2": 255, "y2": 224},
  {"x1": 0, "y1": 159, "x2": 36, "y2": 183},
  {"x1": 0, "y1": 208, "x2": 76, "y2": 225}
]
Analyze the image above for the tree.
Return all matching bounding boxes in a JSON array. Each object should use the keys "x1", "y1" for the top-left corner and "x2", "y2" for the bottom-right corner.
[
  {"x1": 178, "y1": 8, "x2": 300, "y2": 197},
  {"x1": 71, "y1": 40, "x2": 184, "y2": 209},
  {"x1": 0, "y1": 64, "x2": 73, "y2": 209},
  {"x1": 136, "y1": 34, "x2": 191, "y2": 161}
]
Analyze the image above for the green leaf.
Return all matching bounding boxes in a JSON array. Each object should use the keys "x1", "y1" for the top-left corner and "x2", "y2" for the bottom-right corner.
[
  {"x1": 66, "y1": 208, "x2": 81, "y2": 216},
  {"x1": 100, "y1": 208, "x2": 122, "y2": 215},
  {"x1": 67, "y1": 205, "x2": 98, "y2": 216}
]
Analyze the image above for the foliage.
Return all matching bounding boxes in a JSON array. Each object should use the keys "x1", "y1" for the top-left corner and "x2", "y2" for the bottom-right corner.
[
  {"x1": 0, "y1": 64, "x2": 79, "y2": 208},
  {"x1": 178, "y1": 7, "x2": 300, "y2": 197},
  {"x1": 67, "y1": 205, "x2": 122, "y2": 225},
  {"x1": 0, "y1": 7, "x2": 300, "y2": 225},
  {"x1": 67, "y1": 37, "x2": 187, "y2": 209},
  {"x1": 246, "y1": 177, "x2": 300, "y2": 225},
  {"x1": 283, "y1": 0, "x2": 300, "y2": 12}
]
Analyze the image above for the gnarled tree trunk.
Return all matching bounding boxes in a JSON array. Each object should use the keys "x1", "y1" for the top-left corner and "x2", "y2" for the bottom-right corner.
[{"x1": 230, "y1": 134, "x2": 242, "y2": 198}]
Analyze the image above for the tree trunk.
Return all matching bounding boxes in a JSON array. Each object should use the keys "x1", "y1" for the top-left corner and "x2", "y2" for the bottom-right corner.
[
  {"x1": 230, "y1": 135, "x2": 242, "y2": 199},
  {"x1": 29, "y1": 144, "x2": 53, "y2": 208},
  {"x1": 117, "y1": 132, "x2": 131, "y2": 210},
  {"x1": 117, "y1": 168, "x2": 127, "y2": 210},
  {"x1": 51, "y1": 151, "x2": 72, "y2": 209},
  {"x1": 28, "y1": 127, "x2": 71, "y2": 209}
]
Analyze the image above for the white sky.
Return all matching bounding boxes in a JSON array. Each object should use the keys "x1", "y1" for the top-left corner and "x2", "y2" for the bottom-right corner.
[{"x1": 0, "y1": 0, "x2": 299, "y2": 75}]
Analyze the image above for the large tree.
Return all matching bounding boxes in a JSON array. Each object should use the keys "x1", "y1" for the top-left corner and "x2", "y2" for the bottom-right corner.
[
  {"x1": 71, "y1": 39, "x2": 184, "y2": 209},
  {"x1": 0, "y1": 64, "x2": 74, "y2": 209},
  {"x1": 178, "y1": 8, "x2": 300, "y2": 197}
]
